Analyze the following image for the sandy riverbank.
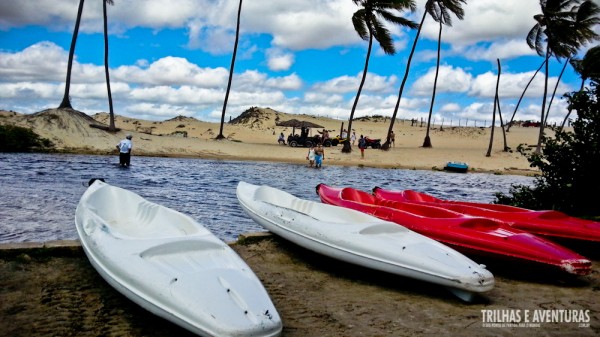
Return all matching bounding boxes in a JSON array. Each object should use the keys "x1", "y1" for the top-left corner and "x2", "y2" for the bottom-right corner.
[
  {"x1": 0, "y1": 107, "x2": 547, "y2": 175},
  {"x1": 0, "y1": 236, "x2": 598, "y2": 337}
]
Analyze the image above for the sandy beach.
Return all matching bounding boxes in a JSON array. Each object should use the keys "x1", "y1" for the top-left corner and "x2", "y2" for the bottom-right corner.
[
  {"x1": 0, "y1": 107, "x2": 545, "y2": 175},
  {"x1": 0, "y1": 236, "x2": 598, "y2": 337},
  {"x1": 1, "y1": 107, "x2": 599, "y2": 336}
]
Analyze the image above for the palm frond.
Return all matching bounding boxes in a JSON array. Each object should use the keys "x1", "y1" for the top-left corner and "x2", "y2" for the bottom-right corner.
[
  {"x1": 527, "y1": 24, "x2": 546, "y2": 56},
  {"x1": 372, "y1": 0, "x2": 417, "y2": 12},
  {"x1": 425, "y1": 0, "x2": 467, "y2": 26},
  {"x1": 442, "y1": 0, "x2": 467, "y2": 21},
  {"x1": 352, "y1": 10, "x2": 370, "y2": 41},
  {"x1": 377, "y1": 10, "x2": 419, "y2": 29},
  {"x1": 581, "y1": 45, "x2": 600, "y2": 81},
  {"x1": 570, "y1": 57, "x2": 583, "y2": 76},
  {"x1": 371, "y1": 17, "x2": 395, "y2": 55}
]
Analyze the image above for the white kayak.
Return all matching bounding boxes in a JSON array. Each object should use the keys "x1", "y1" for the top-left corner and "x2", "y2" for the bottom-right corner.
[
  {"x1": 75, "y1": 180, "x2": 282, "y2": 337},
  {"x1": 236, "y1": 181, "x2": 495, "y2": 302}
]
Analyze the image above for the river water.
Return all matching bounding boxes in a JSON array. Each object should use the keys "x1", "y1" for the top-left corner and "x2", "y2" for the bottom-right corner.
[{"x1": 0, "y1": 153, "x2": 534, "y2": 244}]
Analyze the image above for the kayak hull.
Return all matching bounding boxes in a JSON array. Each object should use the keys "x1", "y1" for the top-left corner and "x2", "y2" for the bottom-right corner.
[
  {"x1": 75, "y1": 180, "x2": 282, "y2": 337},
  {"x1": 236, "y1": 181, "x2": 494, "y2": 301},
  {"x1": 318, "y1": 184, "x2": 591, "y2": 276}
]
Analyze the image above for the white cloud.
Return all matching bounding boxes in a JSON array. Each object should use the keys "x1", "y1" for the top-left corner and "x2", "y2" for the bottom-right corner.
[
  {"x1": 469, "y1": 71, "x2": 572, "y2": 98},
  {"x1": 313, "y1": 72, "x2": 397, "y2": 95},
  {"x1": 415, "y1": 0, "x2": 540, "y2": 47},
  {"x1": 458, "y1": 40, "x2": 536, "y2": 62},
  {"x1": 235, "y1": 70, "x2": 303, "y2": 91},
  {"x1": 113, "y1": 57, "x2": 229, "y2": 87},
  {"x1": 0, "y1": 42, "x2": 68, "y2": 82},
  {"x1": 0, "y1": 0, "x2": 587, "y2": 124},
  {"x1": 440, "y1": 103, "x2": 461, "y2": 112},
  {"x1": 411, "y1": 65, "x2": 472, "y2": 96},
  {"x1": 266, "y1": 48, "x2": 294, "y2": 71}
]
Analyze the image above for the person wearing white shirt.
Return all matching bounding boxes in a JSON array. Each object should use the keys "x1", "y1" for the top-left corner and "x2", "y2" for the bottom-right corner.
[{"x1": 116, "y1": 134, "x2": 133, "y2": 167}]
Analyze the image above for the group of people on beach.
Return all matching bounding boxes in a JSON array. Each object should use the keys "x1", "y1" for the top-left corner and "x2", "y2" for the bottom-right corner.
[{"x1": 277, "y1": 127, "x2": 398, "y2": 168}]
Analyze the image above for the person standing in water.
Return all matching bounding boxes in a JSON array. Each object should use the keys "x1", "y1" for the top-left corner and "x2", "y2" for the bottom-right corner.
[
  {"x1": 314, "y1": 144, "x2": 325, "y2": 168},
  {"x1": 307, "y1": 145, "x2": 316, "y2": 167},
  {"x1": 116, "y1": 134, "x2": 133, "y2": 167}
]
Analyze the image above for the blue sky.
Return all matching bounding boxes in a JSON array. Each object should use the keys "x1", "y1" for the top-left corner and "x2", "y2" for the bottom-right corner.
[{"x1": 1, "y1": 0, "x2": 598, "y2": 126}]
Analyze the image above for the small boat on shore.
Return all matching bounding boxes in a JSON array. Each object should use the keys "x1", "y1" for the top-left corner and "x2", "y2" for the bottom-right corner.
[
  {"x1": 75, "y1": 180, "x2": 282, "y2": 337},
  {"x1": 317, "y1": 184, "x2": 591, "y2": 276},
  {"x1": 373, "y1": 187, "x2": 600, "y2": 243},
  {"x1": 444, "y1": 161, "x2": 469, "y2": 173},
  {"x1": 236, "y1": 181, "x2": 494, "y2": 302}
]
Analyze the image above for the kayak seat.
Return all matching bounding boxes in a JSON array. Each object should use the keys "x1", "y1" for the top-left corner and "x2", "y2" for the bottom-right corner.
[
  {"x1": 340, "y1": 188, "x2": 376, "y2": 204},
  {"x1": 359, "y1": 223, "x2": 406, "y2": 235},
  {"x1": 140, "y1": 239, "x2": 224, "y2": 261},
  {"x1": 402, "y1": 190, "x2": 441, "y2": 203},
  {"x1": 458, "y1": 218, "x2": 502, "y2": 230},
  {"x1": 109, "y1": 201, "x2": 202, "y2": 239}
]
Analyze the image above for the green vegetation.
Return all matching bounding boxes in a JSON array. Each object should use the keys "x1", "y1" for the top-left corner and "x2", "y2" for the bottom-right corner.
[
  {"x1": 494, "y1": 82, "x2": 599, "y2": 218},
  {"x1": 0, "y1": 125, "x2": 54, "y2": 152}
]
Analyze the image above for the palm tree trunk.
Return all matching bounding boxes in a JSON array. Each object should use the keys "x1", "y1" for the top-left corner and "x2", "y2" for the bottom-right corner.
[
  {"x1": 559, "y1": 79, "x2": 585, "y2": 131},
  {"x1": 543, "y1": 57, "x2": 569, "y2": 126},
  {"x1": 103, "y1": 1, "x2": 116, "y2": 132},
  {"x1": 496, "y1": 78, "x2": 509, "y2": 152},
  {"x1": 217, "y1": 0, "x2": 243, "y2": 140},
  {"x1": 422, "y1": 20, "x2": 442, "y2": 148},
  {"x1": 506, "y1": 59, "x2": 545, "y2": 132},
  {"x1": 382, "y1": 11, "x2": 427, "y2": 151},
  {"x1": 487, "y1": 59, "x2": 502, "y2": 157},
  {"x1": 58, "y1": 0, "x2": 85, "y2": 109},
  {"x1": 342, "y1": 32, "x2": 373, "y2": 154},
  {"x1": 535, "y1": 48, "x2": 550, "y2": 154}
]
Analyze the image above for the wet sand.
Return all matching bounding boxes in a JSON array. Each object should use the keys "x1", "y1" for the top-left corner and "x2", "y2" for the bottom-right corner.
[{"x1": 1, "y1": 235, "x2": 598, "y2": 337}]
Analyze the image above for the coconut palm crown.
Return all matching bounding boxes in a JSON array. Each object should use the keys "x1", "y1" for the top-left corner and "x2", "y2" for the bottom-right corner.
[
  {"x1": 527, "y1": 0, "x2": 600, "y2": 153},
  {"x1": 344, "y1": 0, "x2": 418, "y2": 153}
]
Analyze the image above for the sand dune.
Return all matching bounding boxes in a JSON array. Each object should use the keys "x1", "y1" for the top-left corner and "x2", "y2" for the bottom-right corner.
[{"x1": 0, "y1": 107, "x2": 544, "y2": 175}]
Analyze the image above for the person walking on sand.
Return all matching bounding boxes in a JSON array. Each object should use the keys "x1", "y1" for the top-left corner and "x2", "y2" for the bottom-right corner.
[
  {"x1": 389, "y1": 130, "x2": 395, "y2": 147},
  {"x1": 116, "y1": 134, "x2": 133, "y2": 167},
  {"x1": 307, "y1": 145, "x2": 316, "y2": 167},
  {"x1": 314, "y1": 144, "x2": 325, "y2": 168},
  {"x1": 358, "y1": 135, "x2": 366, "y2": 159},
  {"x1": 351, "y1": 131, "x2": 356, "y2": 145}
]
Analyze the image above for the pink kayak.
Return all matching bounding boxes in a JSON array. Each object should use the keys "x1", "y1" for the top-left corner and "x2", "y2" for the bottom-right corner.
[
  {"x1": 317, "y1": 184, "x2": 592, "y2": 276},
  {"x1": 373, "y1": 187, "x2": 600, "y2": 243}
]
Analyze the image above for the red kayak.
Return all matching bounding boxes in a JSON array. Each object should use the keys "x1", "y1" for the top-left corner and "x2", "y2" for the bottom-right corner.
[
  {"x1": 317, "y1": 184, "x2": 591, "y2": 276},
  {"x1": 373, "y1": 187, "x2": 600, "y2": 243}
]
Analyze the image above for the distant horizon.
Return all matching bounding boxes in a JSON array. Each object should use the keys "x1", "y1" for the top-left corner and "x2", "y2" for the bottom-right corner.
[{"x1": 1, "y1": 0, "x2": 598, "y2": 126}]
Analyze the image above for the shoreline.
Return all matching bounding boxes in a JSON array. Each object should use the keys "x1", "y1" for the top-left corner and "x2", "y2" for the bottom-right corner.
[
  {"x1": 1, "y1": 108, "x2": 544, "y2": 177},
  {"x1": 1, "y1": 237, "x2": 598, "y2": 337},
  {"x1": 36, "y1": 142, "x2": 541, "y2": 177}
]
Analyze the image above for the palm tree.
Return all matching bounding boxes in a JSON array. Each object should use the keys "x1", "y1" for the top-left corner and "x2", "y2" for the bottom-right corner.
[
  {"x1": 216, "y1": 0, "x2": 243, "y2": 140},
  {"x1": 486, "y1": 59, "x2": 502, "y2": 157},
  {"x1": 560, "y1": 44, "x2": 600, "y2": 130},
  {"x1": 505, "y1": 60, "x2": 545, "y2": 132},
  {"x1": 383, "y1": 0, "x2": 466, "y2": 149},
  {"x1": 103, "y1": 0, "x2": 116, "y2": 132},
  {"x1": 421, "y1": 0, "x2": 467, "y2": 148},
  {"x1": 527, "y1": 0, "x2": 600, "y2": 153},
  {"x1": 58, "y1": 0, "x2": 85, "y2": 109},
  {"x1": 343, "y1": 0, "x2": 418, "y2": 153},
  {"x1": 543, "y1": 57, "x2": 570, "y2": 126}
]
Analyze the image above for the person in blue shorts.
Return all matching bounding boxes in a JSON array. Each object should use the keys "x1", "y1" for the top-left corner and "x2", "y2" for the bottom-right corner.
[{"x1": 314, "y1": 144, "x2": 325, "y2": 168}]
